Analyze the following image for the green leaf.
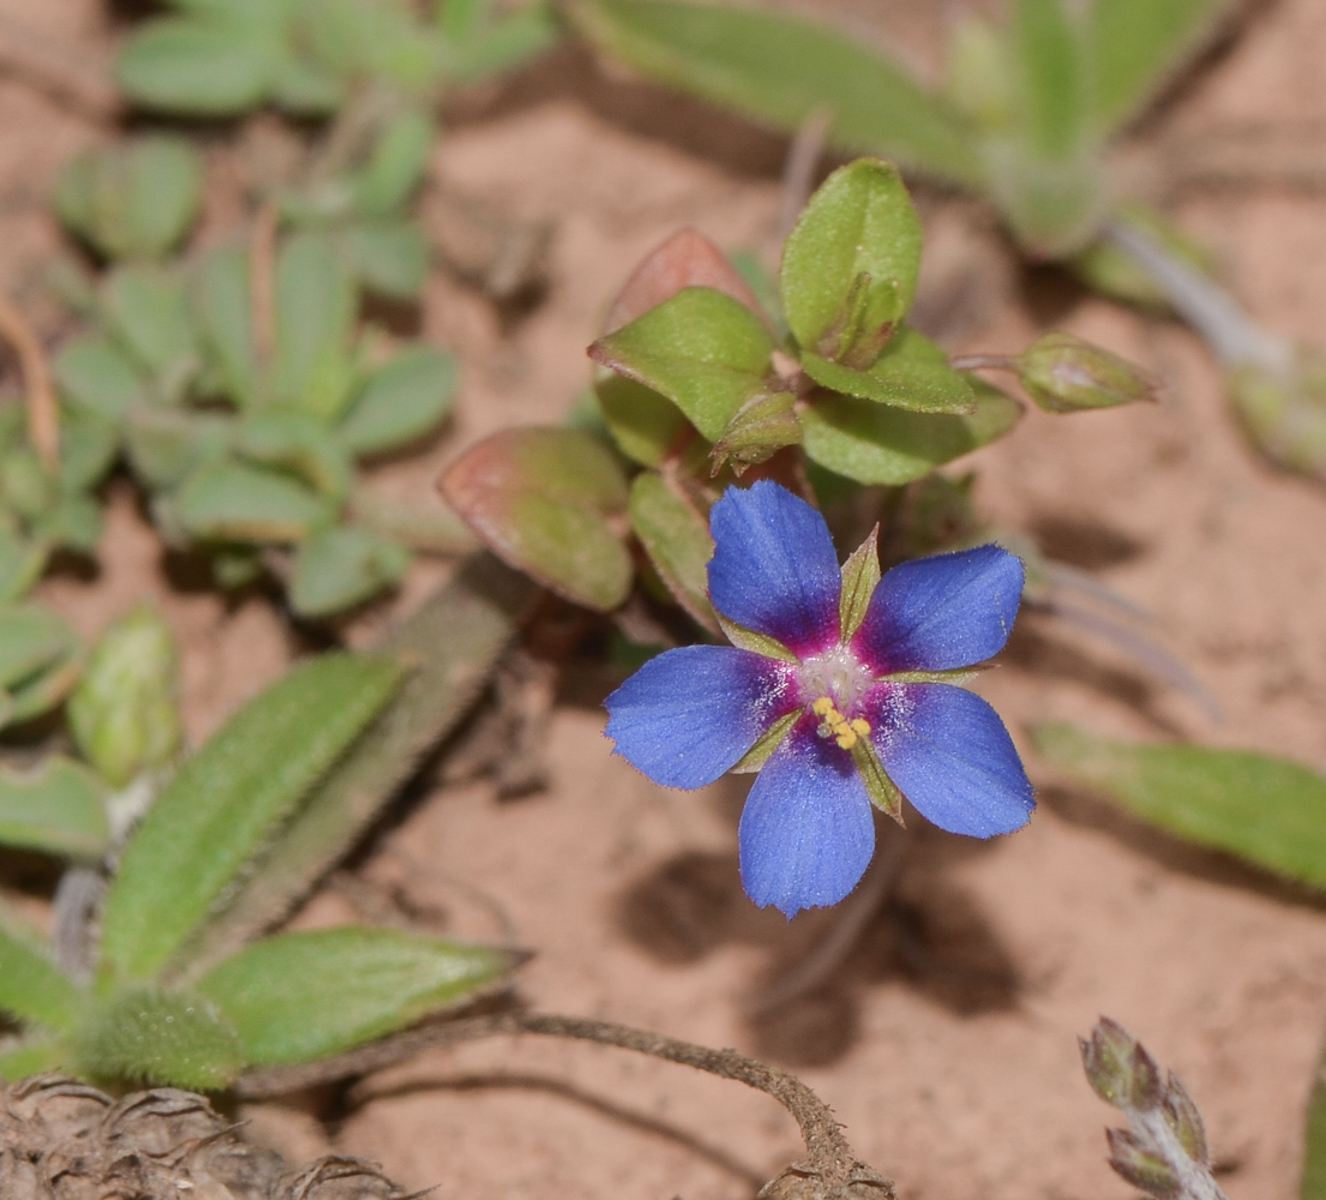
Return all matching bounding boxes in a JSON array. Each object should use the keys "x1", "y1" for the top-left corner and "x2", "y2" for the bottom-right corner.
[
  {"x1": 628, "y1": 471, "x2": 714, "y2": 627},
  {"x1": 569, "y1": 0, "x2": 982, "y2": 186},
  {"x1": 288, "y1": 526, "x2": 411, "y2": 618},
  {"x1": 75, "y1": 988, "x2": 242, "y2": 1089},
  {"x1": 838, "y1": 524, "x2": 880, "y2": 642},
  {"x1": 0, "y1": 605, "x2": 80, "y2": 692},
  {"x1": 55, "y1": 336, "x2": 146, "y2": 421},
  {"x1": 1033, "y1": 722, "x2": 1326, "y2": 889},
  {"x1": 237, "y1": 409, "x2": 354, "y2": 500},
  {"x1": 101, "y1": 263, "x2": 199, "y2": 399},
  {"x1": 270, "y1": 51, "x2": 347, "y2": 114},
  {"x1": 193, "y1": 243, "x2": 258, "y2": 407},
  {"x1": 115, "y1": 18, "x2": 279, "y2": 115},
  {"x1": 800, "y1": 377, "x2": 1022, "y2": 485},
  {"x1": 167, "y1": 0, "x2": 294, "y2": 29},
  {"x1": 800, "y1": 326, "x2": 975, "y2": 414},
  {"x1": 441, "y1": 428, "x2": 633, "y2": 611},
  {"x1": 445, "y1": 0, "x2": 561, "y2": 83},
  {"x1": 352, "y1": 110, "x2": 435, "y2": 217},
  {"x1": 595, "y1": 373, "x2": 691, "y2": 467},
  {"x1": 177, "y1": 555, "x2": 536, "y2": 973},
  {"x1": 37, "y1": 493, "x2": 103, "y2": 556},
  {"x1": 339, "y1": 347, "x2": 457, "y2": 457},
  {"x1": 100, "y1": 652, "x2": 407, "y2": 983},
  {"x1": 1302, "y1": 1039, "x2": 1326, "y2": 1200},
  {"x1": 0, "y1": 1036, "x2": 71, "y2": 1080},
  {"x1": 1011, "y1": 0, "x2": 1088, "y2": 160},
  {"x1": 780, "y1": 159, "x2": 923, "y2": 369},
  {"x1": 271, "y1": 231, "x2": 359, "y2": 418},
  {"x1": 59, "y1": 404, "x2": 119, "y2": 493},
  {"x1": 173, "y1": 458, "x2": 334, "y2": 544},
  {"x1": 0, "y1": 904, "x2": 82, "y2": 1031},
  {"x1": 589, "y1": 286, "x2": 775, "y2": 442},
  {"x1": 1088, "y1": 0, "x2": 1236, "y2": 132},
  {"x1": 0, "y1": 527, "x2": 47, "y2": 603},
  {"x1": 300, "y1": 0, "x2": 443, "y2": 93},
  {"x1": 197, "y1": 927, "x2": 514, "y2": 1065},
  {"x1": 125, "y1": 408, "x2": 234, "y2": 491},
  {"x1": 343, "y1": 220, "x2": 430, "y2": 299},
  {"x1": 0, "y1": 756, "x2": 109, "y2": 860},
  {"x1": 53, "y1": 136, "x2": 203, "y2": 262}
]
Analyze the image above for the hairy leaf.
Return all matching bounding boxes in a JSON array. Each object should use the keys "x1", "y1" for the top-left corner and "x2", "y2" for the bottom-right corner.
[
  {"x1": 100, "y1": 652, "x2": 407, "y2": 982},
  {"x1": 0, "y1": 905, "x2": 82, "y2": 1032},
  {"x1": 1034, "y1": 722, "x2": 1326, "y2": 889},
  {"x1": 569, "y1": 0, "x2": 982, "y2": 185},
  {"x1": 197, "y1": 927, "x2": 514, "y2": 1064}
]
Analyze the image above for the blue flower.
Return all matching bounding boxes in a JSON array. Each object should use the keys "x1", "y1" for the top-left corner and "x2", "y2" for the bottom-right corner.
[{"x1": 605, "y1": 480, "x2": 1034, "y2": 918}]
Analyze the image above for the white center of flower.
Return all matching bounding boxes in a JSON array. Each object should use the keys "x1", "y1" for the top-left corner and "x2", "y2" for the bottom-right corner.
[{"x1": 797, "y1": 646, "x2": 872, "y2": 712}]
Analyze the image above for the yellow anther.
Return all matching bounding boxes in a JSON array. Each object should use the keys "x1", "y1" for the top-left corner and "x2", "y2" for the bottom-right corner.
[
  {"x1": 850, "y1": 718, "x2": 871, "y2": 737},
  {"x1": 812, "y1": 696, "x2": 836, "y2": 717},
  {"x1": 835, "y1": 728, "x2": 858, "y2": 750}
]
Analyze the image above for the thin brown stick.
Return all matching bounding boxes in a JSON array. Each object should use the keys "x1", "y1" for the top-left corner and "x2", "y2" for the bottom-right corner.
[
  {"x1": 947, "y1": 352, "x2": 1018, "y2": 373},
  {"x1": 234, "y1": 1011, "x2": 893, "y2": 1195},
  {"x1": 0, "y1": 288, "x2": 58, "y2": 469},
  {"x1": 250, "y1": 201, "x2": 279, "y2": 370}
]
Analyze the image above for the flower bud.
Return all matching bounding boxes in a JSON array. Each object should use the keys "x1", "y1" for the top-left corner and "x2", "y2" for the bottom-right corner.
[
  {"x1": 68, "y1": 607, "x2": 182, "y2": 788},
  {"x1": 1080, "y1": 1017, "x2": 1163, "y2": 1110},
  {"x1": 1106, "y1": 1128, "x2": 1181, "y2": 1198},
  {"x1": 1015, "y1": 332, "x2": 1161, "y2": 413}
]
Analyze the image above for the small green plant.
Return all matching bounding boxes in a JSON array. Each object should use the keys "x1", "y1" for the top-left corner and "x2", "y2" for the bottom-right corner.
[
  {"x1": 0, "y1": 562, "x2": 534, "y2": 1088},
  {"x1": 568, "y1": 0, "x2": 1326, "y2": 482},
  {"x1": 441, "y1": 158, "x2": 1155, "y2": 622}
]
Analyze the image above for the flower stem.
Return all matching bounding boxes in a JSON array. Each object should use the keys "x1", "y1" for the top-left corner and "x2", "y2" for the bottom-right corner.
[{"x1": 235, "y1": 1010, "x2": 894, "y2": 1196}]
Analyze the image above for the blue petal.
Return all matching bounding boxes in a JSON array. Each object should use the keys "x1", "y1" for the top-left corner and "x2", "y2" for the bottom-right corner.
[
  {"x1": 869, "y1": 683, "x2": 1034, "y2": 837},
  {"x1": 708, "y1": 481, "x2": 841, "y2": 658},
  {"x1": 606, "y1": 645, "x2": 793, "y2": 789},
  {"x1": 738, "y1": 718, "x2": 875, "y2": 917},
  {"x1": 854, "y1": 544, "x2": 1023, "y2": 673}
]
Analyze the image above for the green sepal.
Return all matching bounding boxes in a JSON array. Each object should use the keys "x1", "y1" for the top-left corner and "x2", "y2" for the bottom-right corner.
[
  {"x1": 288, "y1": 526, "x2": 411, "y2": 618},
  {"x1": 838, "y1": 523, "x2": 880, "y2": 643},
  {"x1": 1033, "y1": 722, "x2": 1326, "y2": 890},
  {"x1": 0, "y1": 904, "x2": 83, "y2": 1032},
  {"x1": 589, "y1": 286, "x2": 776, "y2": 442},
  {"x1": 0, "y1": 756, "x2": 110, "y2": 861},
  {"x1": 440, "y1": 428, "x2": 633, "y2": 611},
  {"x1": 800, "y1": 326, "x2": 976, "y2": 414},
  {"x1": 800, "y1": 377, "x2": 1022, "y2": 485},
  {"x1": 173, "y1": 458, "x2": 334, "y2": 544},
  {"x1": 709, "y1": 389, "x2": 801, "y2": 473},
  {"x1": 74, "y1": 988, "x2": 243, "y2": 1090},
  {"x1": 730, "y1": 708, "x2": 798, "y2": 774},
  {"x1": 196, "y1": 927, "x2": 516, "y2": 1066},
  {"x1": 99, "y1": 652, "x2": 408, "y2": 983},
  {"x1": 780, "y1": 159, "x2": 922, "y2": 369},
  {"x1": 883, "y1": 667, "x2": 983, "y2": 686},
  {"x1": 628, "y1": 470, "x2": 715, "y2": 629},
  {"x1": 715, "y1": 611, "x2": 797, "y2": 663},
  {"x1": 851, "y1": 736, "x2": 904, "y2": 822}
]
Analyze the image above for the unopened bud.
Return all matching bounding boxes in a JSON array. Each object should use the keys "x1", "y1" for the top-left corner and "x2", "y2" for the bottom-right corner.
[
  {"x1": 1016, "y1": 332, "x2": 1161, "y2": 413},
  {"x1": 1080, "y1": 1017, "x2": 1163, "y2": 1110},
  {"x1": 1163, "y1": 1074, "x2": 1210, "y2": 1167},
  {"x1": 1106, "y1": 1128, "x2": 1181, "y2": 1198},
  {"x1": 68, "y1": 606, "x2": 182, "y2": 788},
  {"x1": 710, "y1": 390, "x2": 802, "y2": 474}
]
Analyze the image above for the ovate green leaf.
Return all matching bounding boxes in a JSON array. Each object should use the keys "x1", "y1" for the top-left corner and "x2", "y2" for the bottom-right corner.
[
  {"x1": 589, "y1": 286, "x2": 775, "y2": 442},
  {"x1": 173, "y1": 459, "x2": 333, "y2": 543},
  {"x1": 338, "y1": 347, "x2": 457, "y2": 457},
  {"x1": 115, "y1": 18, "x2": 279, "y2": 116},
  {"x1": 288, "y1": 526, "x2": 410, "y2": 618},
  {"x1": 628, "y1": 470, "x2": 714, "y2": 627},
  {"x1": 0, "y1": 904, "x2": 82, "y2": 1032},
  {"x1": 55, "y1": 337, "x2": 145, "y2": 421},
  {"x1": 193, "y1": 243, "x2": 258, "y2": 408},
  {"x1": 0, "y1": 756, "x2": 109, "y2": 860},
  {"x1": 197, "y1": 927, "x2": 514, "y2": 1064},
  {"x1": 800, "y1": 326, "x2": 975, "y2": 413},
  {"x1": 101, "y1": 652, "x2": 407, "y2": 981}
]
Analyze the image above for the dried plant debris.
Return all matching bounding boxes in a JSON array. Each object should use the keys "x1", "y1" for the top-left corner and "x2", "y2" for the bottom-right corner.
[{"x1": 0, "y1": 1074, "x2": 412, "y2": 1200}]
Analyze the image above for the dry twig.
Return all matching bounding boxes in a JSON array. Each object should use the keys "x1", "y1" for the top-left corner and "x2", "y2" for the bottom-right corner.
[{"x1": 0, "y1": 287, "x2": 58, "y2": 469}]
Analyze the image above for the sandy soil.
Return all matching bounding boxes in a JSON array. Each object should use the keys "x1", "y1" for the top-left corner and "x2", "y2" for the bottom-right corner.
[{"x1": 4, "y1": 1, "x2": 1326, "y2": 1198}]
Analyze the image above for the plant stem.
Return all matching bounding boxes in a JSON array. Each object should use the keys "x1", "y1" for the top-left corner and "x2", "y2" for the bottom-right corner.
[
  {"x1": 235, "y1": 1010, "x2": 894, "y2": 1197},
  {"x1": 1104, "y1": 219, "x2": 1293, "y2": 373},
  {"x1": 0, "y1": 287, "x2": 58, "y2": 469}
]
